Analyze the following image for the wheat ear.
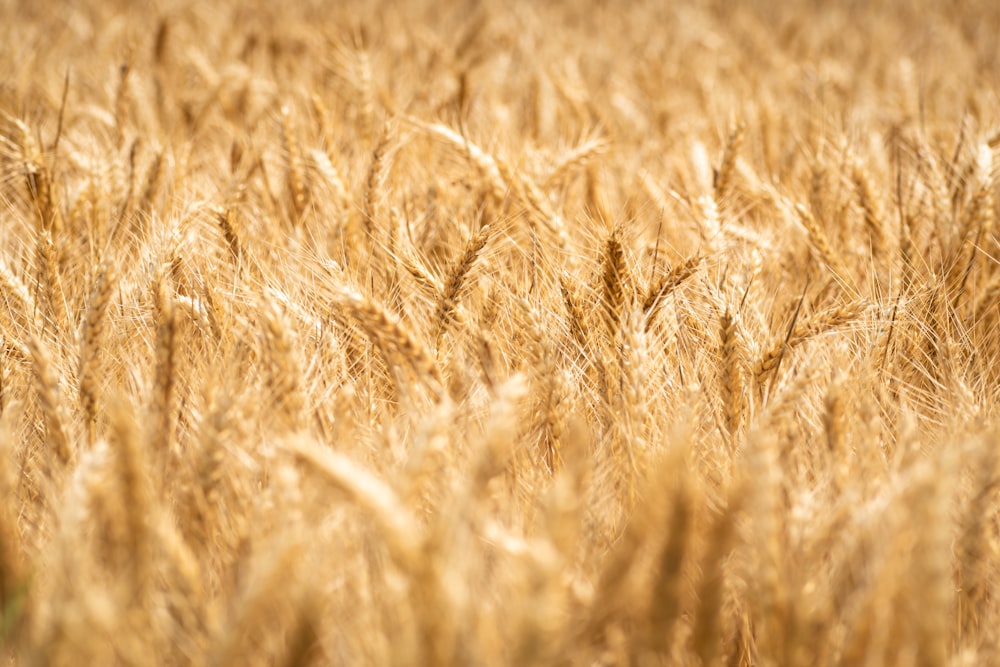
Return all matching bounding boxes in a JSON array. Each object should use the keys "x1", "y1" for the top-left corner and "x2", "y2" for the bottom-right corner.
[
  {"x1": 260, "y1": 296, "x2": 305, "y2": 431},
  {"x1": 79, "y1": 260, "x2": 117, "y2": 446},
  {"x1": 852, "y1": 159, "x2": 887, "y2": 261},
  {"x1": 434, "y1": 217, "x2": 494, "y2": 345},
  {"x1": 280, "y1": 104, "x2": 309, "y2": 225},
  {"x1": 19, "y1": 118, "x2": 62, "y2": 234},
  {"x1": 362, "y1": 121, "x2": 395, "y2": 237},
  {"x1": 714, "y1": 121, "x2": 745, "y2": 203},
  {"x1": 690, "y1": 496, "x2": 742, "y2": 665},
  {"x1": 152, "y1": 264, "x2": 177, "y2": 465},
  {"x1": 756, "y1": 301, "x2": 867, "y2": 386},
  {"x1": 333, "y1": 286, "x2": 442, "y2": 395},
  {"x1": 559, "y1": 274, "x2": 589, "y2": 351},
  {"x1": 114, "y1": 61, "x2": 131, "y2": 149},
  {"x1": 108, "y1": 396, "x2": 152, "y2": 598},
  {"x1": 28, "y1": 334, "x2": 71, "y2": 465},
  {"x1": 719, "y1": 307, "x2": 747, "y2": 442},
  {"x1": 794, "y1": 203, "x2": 844, "y2": 277},
  {"x1": 289, "y1": 438, "x2": 421, "y2": 568},
  {"x1": 643, "y1": 256, "x2": 700, "y2": 327},
  {"x1": 405, "y1": 117, "x2": 508, "y2": 202}
]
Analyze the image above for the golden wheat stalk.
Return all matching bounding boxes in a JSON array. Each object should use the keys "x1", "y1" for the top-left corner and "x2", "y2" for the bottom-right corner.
[
  {"x1": 260, "y1": 295, "x2": 305, "y2": 431},
  {"x1": 600, "y1": 230, "x2": 628, "y2": 340},
  {"x1": 719, "y1": 307, "x2": 746, "y2": 441},
  {"x1": 714, "y1": 121, "x2": 745, "y2": 203},
  {"x1": 756, "y1": 300, "x2": 868, "y2": 386},
  {"x1": 434, "y1": 217, "x2": 495, "y2": 345},
  {"x1": 288, "y1": 437, "x2": 422, "y2": 567},
  {"x1": 28, "y1": 333, "x2": 71, "y2": 465},
  {"x1": 332, "y1": 285, "x2": 442, "y2": 395},
  {"x1": 280, "y1": 104, "x2": 309, "y2": 225},
  {"x1": 79, "y1": 260, "x2": 117, "y2": 445},
  {"x1": 152, "y1": 264, "x2": 177, "y2": 465}
]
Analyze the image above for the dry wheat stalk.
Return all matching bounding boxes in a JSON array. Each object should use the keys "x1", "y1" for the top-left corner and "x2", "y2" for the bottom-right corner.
[
  {"x1": 332, "y1": 285, "x2": 442, "y2": 396},
  {"x1": 355, "y1": 46, "x2": 377, "y2": 145},
  {"x1": 690, "y1": 493, "x2": 742, "y2": 666},
  {"x1": 434, "y1": 215, "x2": 495, "y2": 345},
  {"x1": 852, "y1": 159, "x2": 888, "y2": 261},
  {"x1": 79, "y1": 260, "x2": 117, "y2": 444},
  {"x1": 138, "y1": 150, "x2": 164, "y2": 215},
  {"x1": 715, "y1": 121, "x2": 745, "y2": 203},
  {"x1": 600, "y1": 230, "x2": 628, "y2": 341},
  {"x1": 648, "y1": 475, "x2": 694, "y2": 653},
  {"x1": 0, "y1": 409, "x2": 24, "y2": 615},
  {"x1": 289, "y1": 437, "x2": 421, "y2": 567},
  {"x1": 28, "y1": 333, "x2": 71, "y2": 465},
  {"x1": 947, "y1": 144, "x2": 995, "y2": 308},
  {"x1": 18, "y1": 119, "x2": 62, "y2": 234},
  {"x1": 35, "y1": 228, "x2": 68, "y2": 335},
  {"x1": 643, "y1": 256, "x2": 700, "y2": 327},
  {"x1": 794, "y1": 203, "x2": 844, "y2": 277},
  {"x1": 115, "y1": 61, "x2": 131, "y2": 149},
  {"x1": 2, "y1": 3, "x2": 1000, "y2": 665},
  {"x1": 214, "y1": 204, "x2": 244, "y2": 267},
  {"x1": 280, "y1": 104, "x2": 309, "y2": 224},
  {"x1": 956, "y1": 432, "x2": 998, "y2": 636},
  {"x1": 309, "y1": 147, "x2": 351, "y2": 213},
  {"x1": 260, "y1": 296, "x2": 305, "y2": 431},
  {"x1": 501, "y1": 158, "x2": 573, "y2": 258},
  {"x1": 152, "y1": 264, "x2": 177, "y2": 463},
  {"x1": 362, "y1": 121, "x2": 395, "y2": 237},
  {"x1": 108, "y1": 396, "x2": 152, "y2": 597},
  {"x1": 756, "y1": 300, "x2": 868, "y2": 386},
  {"x1": 719, "y1": 307, "x2": 746, "y2": 441},
  {"x1": 559, "y1": 273, "x2": 590, "y2": 351},
  {"x1": 406, "y1": 116, "x2": 508, "y2": 202},
  {"x1": 0, "y1": 258, "x2": 36, "y2": 358},
  {"x1": 544, "y1": 134, "x2": 608, "y2": 189},
  {"x1": 518, "y1": 297, "x2": 568, "y2": 474}
]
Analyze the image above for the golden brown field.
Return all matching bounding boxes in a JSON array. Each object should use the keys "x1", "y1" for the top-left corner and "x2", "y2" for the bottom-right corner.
[{"x1": 2, "y1": 0, "x2": 1000, "y2": 664}]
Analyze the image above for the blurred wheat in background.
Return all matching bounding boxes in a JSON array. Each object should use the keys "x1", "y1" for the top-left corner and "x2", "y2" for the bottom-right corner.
[{"x1": 1, "y1": 0, "x2": 1000, "y2": 664}]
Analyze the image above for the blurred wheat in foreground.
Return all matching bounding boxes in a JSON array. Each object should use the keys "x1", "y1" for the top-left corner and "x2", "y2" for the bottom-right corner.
[{"x1": 1, "y1": 0, "x2": 1000, "y2": 664}]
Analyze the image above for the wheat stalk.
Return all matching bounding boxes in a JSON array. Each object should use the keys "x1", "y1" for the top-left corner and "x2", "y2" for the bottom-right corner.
[
  {"x1": 434, "y1": 215, "x2": 495, "y2": 345},
  {"x1": 333, "y1": 285, "x2": 442, "y2": 396},
  {"x1": 719, "y1": 307, "x2": 746, "y2": 441},
  {"x1": 79, "y1": 260, "x2": 117, "y2": 445},
  {"x1": 600, "y1": 230, "x2": 628, "y2": 341},
  {"x1": 280, "y1": 104, "x2": 309, "y2": 225},
  {"x1": 714, "y1": 121, "x2": 745, "y2": 203},
  {"x1": 756, "y1": 300, "x2": 868, "y2": 386},
  {"x1": 28, "y1": 333, "x2": 71, "y2": 465},
  {"x1": 152, "y1": 264, "x2": 177, "y2": 467}
]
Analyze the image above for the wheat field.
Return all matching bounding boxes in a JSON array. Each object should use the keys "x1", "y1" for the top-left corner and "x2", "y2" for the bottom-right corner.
[{"x1": 1, "y1": 0, "x2": 1000, "y2": 664}]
